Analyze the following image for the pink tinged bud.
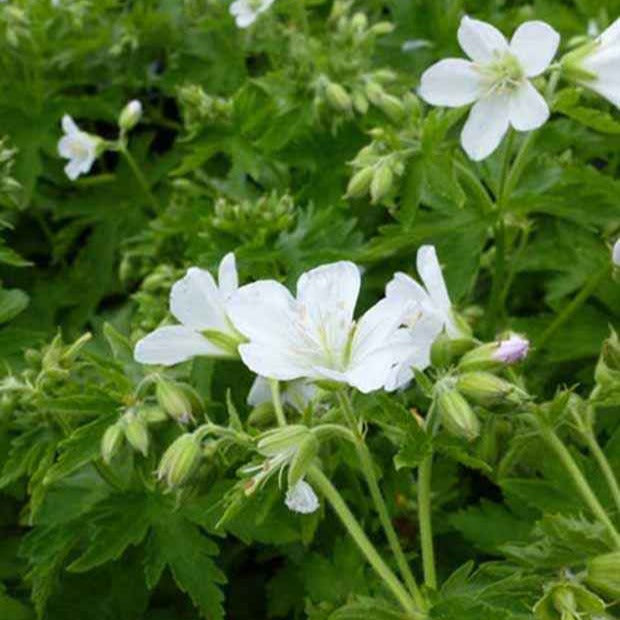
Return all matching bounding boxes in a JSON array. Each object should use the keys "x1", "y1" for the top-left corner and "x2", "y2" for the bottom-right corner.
[
  {"x1": 492, "y1": 334, "x2": 530, "y2": 364},
  {"x1": 613, "y1": 239, "x2": 620, "y2": 267}
]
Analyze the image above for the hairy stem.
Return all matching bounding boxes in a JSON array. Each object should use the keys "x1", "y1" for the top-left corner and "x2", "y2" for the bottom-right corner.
[
  {"x1": 583, "y1": 430, "x2": 620, "y2": 517},
  {"x1": 338, "y1": 392, "x2": 425, "y2": 608},
  {"x1": 417, "y1": 452, "x2": 437, "y2": 589},
  {"x1": 119, "y1": 146, "x2": 160, "y2": 212}
]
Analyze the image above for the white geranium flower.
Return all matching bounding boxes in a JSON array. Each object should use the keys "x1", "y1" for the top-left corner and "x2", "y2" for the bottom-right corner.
[
  {"x1": 613, "y1": 239, "x2": 620, "y2": 266},
  {"x1": 285, "y1": 480, "x2": 320, "y2": 514},
  {"x1": 229, "y1": 0, "x2": 275, "y2": 29},
  {"x1": 134, "y1": 253, "x2": 244, "y2": 365},
  {"x1": 419, "y1": 16, "x2": 560, "y2": 161},
  {"x1": 248, "y1": 376, "x2": 318, "y2": 412},
  {"x1": 384, "y1": 245, "x2": 461, "y2": 390},
  {"x1": 228, "y1": 261, "x2": 412, "y2": 394},
  {"x1": 565, "y1": 18, "x2": 620, "y2": 108},
  {"x1": 57, "y1": 115, "x2": 101, "y2": 180}
]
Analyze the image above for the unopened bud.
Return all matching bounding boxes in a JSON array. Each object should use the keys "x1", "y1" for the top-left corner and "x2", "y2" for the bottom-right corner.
[
  {"x1": 534, "y1": 582, "x2": 606, "y2": 620},
  {"x1": 351, "y1": 12, "x2": 368, "y2": 32},
  {"x1": 364, "y1": 80, "x2": 385, "y2": 106},
  {"x1": 585, "y1": 551, "x2": 620, "y2": 598},
  {"x1": 351, "y1": 90, "x2": 369, "y2": 114},
  {"x1": 370, "y1": 163, "x2": 393, "y2": 204},
  {"x1": 287, "y1": 433, "x2": 319, "y2": 487},
  {"x1": 457, "y1": 372, "x2": 527, "y2": 407},
  {"x1": 437, "y1": 389, "x2": 480, "y2": 441},
  {"x1": 325, "y1": 82, "x2": 353, "y2": 113},
  {"x1": 157, "y1": 433, "x2": 202, "y2": 488},
  {"x1": 378, "y1": 93, "x2": 405, "y2": 122},
  {"x1": 595, "y1": 329, "x2": 620, "y2": 388},
  {"x1": 346, "y1": 167, "x2": 374, "y2": 198},
  {"x1": 119, "y1": 100, "x2": 143, "y2": 131},
  {"x1": 156, "y1": 377, "x2": 193, "y2": 423},
  {"x1": 101, "y1": 423, "x2": 124, "y2": 464},
  {"x1": 430, "y1": 333, "x2": 476, "y2": 368},
  {"x1": 123, "y1": 412, "x2": 149, "y2": 456},
  {"x1": 369, "y1": 21, "x2": 395, "y2": 36},
  {"x1": 459, "y1": 334, "x2": 529, "y2": 372}
]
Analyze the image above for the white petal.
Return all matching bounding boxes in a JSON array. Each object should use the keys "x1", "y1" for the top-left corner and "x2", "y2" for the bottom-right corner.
[
  {"x1": 247, "y1": 376, "x2": 271, "y2": 407},
  {"x1": 170, "y1": 267, "x2": 229, "y2": 332},
  {"x1": 218, "y1": 252, "x2": 238, "y2": 299},
  {"x1": 57, "y1": 136, "x2": 74, "y2": 158},
  {"x1": 509, "y1": 81, "x2": 549, "y2": 131},
  {"x1": 458, "y1": 15, "x2": 508, "y2": 63},
  {"x1": 134, "y1": 326, "x2": 221, "y2": 365},
  {"x1": 238, "y1": 343, "x2": 311, "y2": 381},
  {"x1": 599, "y1": 17, "x2": 620, "y2": 47},
  {"x1": 346, "y1": 346, "x2": 401, "y2": 393},
  {"x1": 64, "y1": 160, "x2": 82, "y2": 180},
  {"x1": 510, "y1": 21, "x2": 560, "y2": 77},
  {"x1": 460, "y1": 94, "x2": 510, "y2": 161},
  {"x1": 419, "y1": 59, "x2": 483, "y2": 107},
  {"x1": 61, "y1": 114, "x2": 79, "y2": 135},
  {"x1": 613, "y1": 239, "x2": 620, "y2": 267},
  {"x1": 229, "y1": 0, "x2": 246, "y2": 16},
  {"x1": 285, "y1": 480, "x2": 319, "y2": 514},
  {"x1": 296, "y1": 261, "x2": 360, "y2": 356},
  {"x1": 235, "y1": 9, "x2": 256, "y2": 28},
  {"x1": 386, "y1": 272, "x2": 429, "y2": 309},
  {"x1": 416, "y1": 246, "x2": 451, "y2": 316}
]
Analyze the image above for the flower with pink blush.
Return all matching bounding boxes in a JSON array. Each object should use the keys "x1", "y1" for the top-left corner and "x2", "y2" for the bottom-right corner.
[{"x1": 492, "y1": 334, "x2": 530, "y2": 363}]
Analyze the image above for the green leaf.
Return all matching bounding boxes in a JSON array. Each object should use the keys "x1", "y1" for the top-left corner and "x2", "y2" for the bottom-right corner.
[
  {"x1": 329, "y1": 597, "x2": 404, "y2": 619},
  {"x1": 0, "y1": 288, "x2": 29, "y2": 324}
]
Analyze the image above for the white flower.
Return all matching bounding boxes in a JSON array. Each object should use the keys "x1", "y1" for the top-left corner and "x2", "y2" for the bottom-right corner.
[
  {"x1": 134, "y1": 253, "x2": 243, "y2": 365},
  {"x1": 57, "y1": 115, "x2": 100, "y2": 180},
  {"x1": 247, "y1": 376, "x2": 318, "y2": 413},
  {"x1": 613, "y1": 239, "x2": 620, "y2": 266},
  {"x1": 229, "y1": 0, "x2": 275, "y2": 29},
  {"x1": 493, "y1": 334, "x2": 530, "y2": 363},
  {"x1": 285, "y1": 480, "x2": 319, "y2": 514},
  {"x1": 384, "y1": 245, "x2": 460, "y2": 390},
  {"x1": 567, "y1": 18, "x2": 620, "y2": 108},
  {"x1": 228, "y1": 261, "x2": 412, "y2": 394},
  {"x1": 419, "y1": 16, "x2": 560, "y2": 161}
]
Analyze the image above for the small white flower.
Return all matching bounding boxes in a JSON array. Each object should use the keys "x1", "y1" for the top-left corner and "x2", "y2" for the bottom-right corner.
[
  {"x1": 119, "y1": 99, "x2": 143, "y2": 131},
  {"x1": 613, "y1": 239, "x2": 620, "y2": 266},
  {"x1": 57, "y1": 115, "x2": 100, "y2": 180},
  {"x1": 247, "y1": 376, "x2": 318, "y2": 413},
  {"x1": 285, "y1": 479, "x2": 319, "y2": 514},
  {"x1": 492, "y1": 334, "x2": 530, "y2": 363},
  {"x1": 384, "y1": 245, "x2": 460, "y2": 390},
  {"x1": 228, "y1": 261, "x2": 412, "y2": 394},
  {"x1": 419, "y1": 16, "x2": 560, "y2": 161},
  {"x1": 229, "y1": 0, "x2": 275, "y2": 29},
  {"x1": 567, "y1": 18, "x2": 620, "y2": 108},
  {"x1": 134, "y1": 253, "x2": 243, "y2": 365}
]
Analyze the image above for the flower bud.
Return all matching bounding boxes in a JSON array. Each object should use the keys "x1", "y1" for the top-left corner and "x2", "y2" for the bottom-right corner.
[
  {"x1": 285, "y1": 479, "x2": 320, "y2": 514},
  {"x1": 346, "y1": 167, "x2": 374, "y2": 198},
  {"x1": 156, "y1": 377, "x2": 193, "y2": 423},
  {"x1": 118, "y1": 99, "x2": 143, "y2": 132},
  {"x1": 377, "y1": 93, "x2": 405, "y2": 122},
  {"x1": 585, "y1": 551, "x2": 620, "y2": 598},
  {"x1": 364, "y1": 80, "x2": 385, "y2": 106},
  {"x1": 437, "y1": 389, "x2": 480, "y2": 441},
  {"x1": 370, "y1": 163, "x2": 393, "y2": 204},
  {"x1": 123, "y1": 412, "x2": 149, "y2": 456},
  {"x1": 534, "y1": 583, "x2": 606, "y2": 620},
  {"x1": 350, "y1": 12, "x2": 368, "y2": 33},
  {"x1": 459, "y1": 334, "x2": 529, "y2": 372},
  {"x1": 595, "y1": 329, "x2": 620, "y2": 389},
  {"x1": 351, "y1": 90, "x2": 369, "y2": 114},
  {"x1": 430, "y1": 333, "x2": 476, "y2": 368},
  {"x1": 369, "y1": 21, "x2": 395, "y2": 36},
  {"x1": 138, "y1": 404, "x2": 168, "y2": 424},
  {"x1": 325, "y1": 82, "x2": 353, "y2": 113},
  {"x1": 157, "y1": 433, "x2": 203, "y2": 488},
  {"x1": 287, "y1": 433, "x2": 319, "y2": 487},
  {"x1": 457, "y1": 372, "x2": 528, "y2": 407},
  {"x1": 101, "y1": 423, "x2": 124, "y2": 464}
]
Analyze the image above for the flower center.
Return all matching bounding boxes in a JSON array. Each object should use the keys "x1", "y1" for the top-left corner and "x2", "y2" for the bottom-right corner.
[
  {"x1": 68, "y1": 137, "x2": 90, "y2": 160},
  {"x1": 481, "y1": 53, "x2": 524, "y2": 94}
]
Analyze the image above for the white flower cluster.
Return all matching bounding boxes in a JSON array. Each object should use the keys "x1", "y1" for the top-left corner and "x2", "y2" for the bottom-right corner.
[
  {"x1": 419, "y1": 15, "x2": 620, "y2": 161},
  {"x1": 133, "y1": 246, "x2": 461, "y2": 395}
]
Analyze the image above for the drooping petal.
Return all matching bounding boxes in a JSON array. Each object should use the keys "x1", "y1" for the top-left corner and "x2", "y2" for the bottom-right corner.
[
  {"x1": 247, "y1": 376, "x2": 271, "y2": 407},
  {"x1": 218, "y1": 252, "x2": 238, "y2": 299},
  {"x1": 134, "y1": 326, "x2": 221, "y2": 365},
  {"x1": 510, "y1": 21, "x2": 560, "y2": 77},
  {"x1": 61, "y1": 114, "x2": 79, "y2": 135},
  {"x1": 170, "y1": 267, "x2": 229, "y2": 332},
  {"x1": 509, "y1": 81, "x2": 549, "y2": 131},
  {"x1": 296, "y1": 261, "x2": 360, "y2": 356},
  {"x1": 238, "y1": 343, "x2": 312, "y2": 381},
  {"x1": 460, "y1": 93, "x2": 510, "y2": 161},
  {"x1": 418, "y1": 59, "x2": 483, "y2": 107},
  {"x1": 386, "y1": 272, "x2": 429, "y2": 307},
  {"x1": 64, "y1": 159, "x2": 83, "y2": 181},
  {"x1": 457, "y1": 15, "x2": 508, "y2": 63},
  {"x1": 285, "y1": 480, "x2": 319, "y2": 514}
]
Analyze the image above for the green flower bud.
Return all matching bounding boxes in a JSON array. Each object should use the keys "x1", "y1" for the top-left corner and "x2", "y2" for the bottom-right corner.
[
  {"x1": 101, "y1": 423, "x2": 124, "y2": 464},
  {"x1": 346, "y1": 167, "x2": 374, "y2": 198},
  {"x1": 247, "y1": 402, "x2": 275, "y2": 427},
  {"x1": 156, "y1": 377, "x2": 193, "y2": 423},
  {"x1": 586, "y1": 551, "x2": 620, "y2": 598},
  {"x1": 325, "y1": 82, "x2": 353, "y2": 113},
  {"x1": 437, "y1": 389, "x2": 480, "y2": 441},
  {"x1": 118, "y1": 100, "x2": 143, "y2": 132},
  {"x1": 287, "y1": 433, "x2": 319, "y2": 488},
  {"x1": 459, "y1": 334, "x2": 529, "y2": 372},
  {"x1": 595, "y1": 329, "x2": 620, "y2": 387},
  {"x1": 364, "y1": 80, "x2": 385, "y2": 106},
  {"x1": 138, "y1": 404, "x2": 168, "y2": 424},
  {"x1": 457, "y1": 372, "x2": 527, "y2": 407},
  {"x1": 157, "y1": 433, "x2": 203, "y2": 488},
  {"x1": 534, "y1": 583, "x2": 606, "y2": 620},
  {"x1": 370, "y1": 163, "x2": 393, "y2": 204},
  {"x1": 351, "y1": 90, "x2": 369, "y2": 114},
  {"x1": 377, "y1": 93, "x2": 405, "y2": 122},
  {"x1": 123, "y1": 412, "x2": 149, "y2": 456},
  {"x1": 430, "y1": 333, "x2": 476, "y2": 368},
  {"x1": 350, "y1": 12, "x2": 368, "y2": 32},
  {"x1": 369, "y1": 21, "x2": 395, "y2": 36}
]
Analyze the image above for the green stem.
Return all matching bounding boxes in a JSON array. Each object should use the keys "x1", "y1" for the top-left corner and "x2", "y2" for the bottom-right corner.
[
  {"x1": 583, "y1": 430, "x2": 620, "y2": 517},
  {"x1": 417, "y1": 452, "x2": 437, "y2": 589},
  {"x1": 534, "y1": 265, "x2": 608, "y2": 356},
  {"x1": 338, "y1": 392, "x2": 425, "y2": 608},
  {"x1": 539, "y1": 425, "x2": 620, "y2": 548},
  {"x1": 269, "y1": 379, "x2": 287, "y2": 427},
  {"x1": 120, "y1": 146, "x2": 160, "y2": 212},
  {"x1": 307, "y1": 466, "x2": 421, "y2": 616}
]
